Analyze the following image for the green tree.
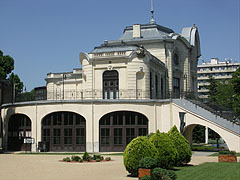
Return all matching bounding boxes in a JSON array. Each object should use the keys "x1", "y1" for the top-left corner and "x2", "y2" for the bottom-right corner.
[
  {"x1": 8, "y1": 73, "x2": 24, "y2": 95},
  {"x1": 16, "y1": 89, "x2": 35, "y2": 102},
  {"x1": 215, "y1": 81, "x2": 234, "y2": 109},
  {"x1": 231, "y1": 67, "x2": 240, "y2": 118},
  {"x1": 207, "y1": 75, "x2": 218, "y2": 103},
  {"x1": 0, "y1": 50, "x2": 14, "y2": 79},
  {"x1": 192, "y1": 125, "x2": 205, "y2": 143}
]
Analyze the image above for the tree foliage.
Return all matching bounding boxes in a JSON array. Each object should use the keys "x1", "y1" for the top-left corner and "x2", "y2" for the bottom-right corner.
[
  {"x1": 123, "y1": 136, "x2": 157, "y2": 176},
  {"x1": 207, "y1": 68, "x2": 240, "y2": 119},
  {"x1": 0, "y1": 50, "x2": 14, "y2": 79},
  {"x1": 149, "y1": 130, "x2": 178, "y2": 169},
  {"x1": 8, "y1": 73, "x2": 24, "y2": 94},
  {"x1": 231, "y1": 67, "x2": 240, "y2": 118},
  {"x1": 192, "y1": 125, "x2": 205, "y2": 143},
  {"x1": 168, "y1": 125, "x2": 192, "y2": 165}
]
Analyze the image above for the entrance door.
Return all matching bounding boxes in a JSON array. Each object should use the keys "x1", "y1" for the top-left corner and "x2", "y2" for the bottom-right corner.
[{"x1": 8, "y1": 114, "x2": 32, "y2": 151}]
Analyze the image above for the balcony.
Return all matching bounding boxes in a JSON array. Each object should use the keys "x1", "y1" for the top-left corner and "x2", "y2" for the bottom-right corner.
[{"x1": 46, "y1": 89, "x2": 168, "y2": 101}]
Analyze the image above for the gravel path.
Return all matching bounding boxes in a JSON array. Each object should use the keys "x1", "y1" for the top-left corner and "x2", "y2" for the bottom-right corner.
[{"x1": 0, "y1": 153, "x2": 238, "y2": 180}]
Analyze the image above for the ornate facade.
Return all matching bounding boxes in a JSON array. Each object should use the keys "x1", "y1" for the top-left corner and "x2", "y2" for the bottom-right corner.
[{"x1": 46, "y1": 23, "x2": 201, "y2": 100}]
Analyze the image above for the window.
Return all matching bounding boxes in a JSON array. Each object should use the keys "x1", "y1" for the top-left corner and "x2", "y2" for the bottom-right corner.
[
  {"x1": 126, "y1": 128, "x2": 135, "y2": 144},
  {"x1": 64, "y1": 128, "x2": 72, "y2": 144},
  {"x1": 43, "y1": 129, "x2": 50, "y2": 143},
  {"x1": 173, "y1": 54, "x2": 179, "y2": 65},
  {"x1": 64, "y1": 113, "x2": 73, "y2": 125},
  {"x1": 138, "y1": 128, "x2": 147, "y2": 136},
  {"x1": 114, "y1": 128, "x2": 122, "y2": 145},
  {"x1": 103, "y1": 70, "x2": 119, "y2": 99},
  {"x1": 101, "y1": 128, "x2": 110, "y2": 145},
  {"x1": 76, "y1": 128, "x2": 85, "y2": 144},
  {"x1": 53, "y1": 129, "x2": 61, "y2": 144}
]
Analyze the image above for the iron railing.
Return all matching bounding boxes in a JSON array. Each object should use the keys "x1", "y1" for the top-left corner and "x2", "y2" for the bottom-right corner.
[
  {"x1": 185, "y1": 97, "x2": 240, "y2": 125},
  {"x1": 46, "y1": 89, "x2": 170, "y2": 100}
]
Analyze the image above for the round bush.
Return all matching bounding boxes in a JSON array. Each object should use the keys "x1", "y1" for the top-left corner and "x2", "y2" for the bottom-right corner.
[
  {"x1": 105, "y1": 157, "x2": 111, "y2": 161},
  {"x1": 141, "y1": 175, "x2": 151, "y2": 180},
  {"x1": 168, "y1": 125, "x2": 192, "y2": 165},
  {"x1": 149, "y1": 130, "x2": 178, "y2": 169},
  {"x1": 123, "y1": 136, "x2": 157, "y2": 176},
  {"x1": 71, "y1": 155, "x2": 81, "y2": 162},
  {"x1": 151, "y1": 167, "x2": 168, "y2": 180},
  {"x1": 139, "y1": 157, "x2": 157, "y2": 169}
]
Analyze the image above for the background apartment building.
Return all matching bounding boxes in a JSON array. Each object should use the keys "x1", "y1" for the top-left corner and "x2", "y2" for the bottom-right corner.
[{"x1": 197, "y1": 58, "x2": 240, "y2": 99}]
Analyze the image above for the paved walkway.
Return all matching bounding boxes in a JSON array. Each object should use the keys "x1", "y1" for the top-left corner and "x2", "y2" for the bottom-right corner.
[{"x1": 0, "y1": 152, "x2": 238, "y2": 180}]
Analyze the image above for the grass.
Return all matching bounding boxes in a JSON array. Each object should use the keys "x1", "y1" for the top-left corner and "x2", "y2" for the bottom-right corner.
[
  {"x1": 192, "y1": 144, "x2": 217, "y2": 151},
  {"x1": 175, "y1": 162, "x2": 240, "y2": 180},
  {"x1": 210, "y1": 152, "x2": 240, "y2": 157}
]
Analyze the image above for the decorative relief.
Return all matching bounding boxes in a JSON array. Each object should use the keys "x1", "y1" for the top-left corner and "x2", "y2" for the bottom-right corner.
[{"x1": 108, "y1": 65, "x2": 113, "y2": 70}]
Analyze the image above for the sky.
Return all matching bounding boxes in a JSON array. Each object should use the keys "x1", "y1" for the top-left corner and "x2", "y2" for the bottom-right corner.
[{"x1": 0, "y1": 0, "x2": 239, "y2": 91}]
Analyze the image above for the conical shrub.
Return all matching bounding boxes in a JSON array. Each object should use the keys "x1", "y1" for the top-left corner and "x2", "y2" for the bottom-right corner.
[
  {"x1": 149, "y1": 130, "x2": 178, "y2": 169},
  {"x1": 168, "y1": 125, "x2": 192, "y2": 165}
]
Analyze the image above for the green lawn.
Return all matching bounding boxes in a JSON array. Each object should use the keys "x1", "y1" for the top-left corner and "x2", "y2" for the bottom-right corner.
[{"x1": 175, "y1": 162, "x2": 240, "y2": 180}]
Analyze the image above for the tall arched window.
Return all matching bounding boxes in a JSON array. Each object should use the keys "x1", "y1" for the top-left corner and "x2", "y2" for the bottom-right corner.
[{"x1": 103, "y1": 70, "x2": 119, "y2": 99}]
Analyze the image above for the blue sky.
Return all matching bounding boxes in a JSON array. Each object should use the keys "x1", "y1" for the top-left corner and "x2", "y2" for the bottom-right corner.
[{"x1": 0, "y1": 0, "x2": 239, "y2": 91}]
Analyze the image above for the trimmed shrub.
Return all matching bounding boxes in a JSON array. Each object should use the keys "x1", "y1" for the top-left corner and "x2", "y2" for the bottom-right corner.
[
  {"x1": 96, "y1": 158, "x2": 101, "y2": 162},
  {"x1": 141, "y1": 175, "x2": 151, "y2": 180},
  {"x1": 151, "y1": 167, "x2": 169, "y2": 180},
  {"x1": 105, "y1": 157, "x2": 111, "y2": 161},
  {"x1": 149, "y1": 130, "x2": 178, "y2": 169},
  {"x1": 93, "y1": 154, "x2": 103, "y2": 160},
  {"x1": 166, "y1": 170, "x2": 177, "y2": 180},
  {"x1": 63, "y1": 157, "x2": 71, "y2": 162},
  {"x1": 139, "y1": 157, "x2": 157, "y2": 169},
  {"x1": 82, "y1": 152, "x2": 92, "y2": 161},
  {"x1": 123, "y1": 136, "x2": 157, "y2": 176},
  {"x1": 146, "y1": 132, "x2": 155, "y2": 139},
  {"x1": 71, "y1": 155, "x2": 81, "y2": 162},
  {"x1": 79, "y1": 158, "x2": 83, "y2": 163},
  {"x1": 168, "y1": 125, "x2": 192, "y2": 165}
]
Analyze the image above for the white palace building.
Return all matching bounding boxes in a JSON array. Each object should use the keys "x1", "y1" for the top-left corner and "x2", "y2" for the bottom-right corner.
[{"x1": 1, "y1": 11, "x2": 240, "y2": 152}]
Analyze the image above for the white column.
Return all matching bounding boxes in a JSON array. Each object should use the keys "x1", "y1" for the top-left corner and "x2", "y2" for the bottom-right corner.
[{"x1": 205, "y1": 127, "x2": 209, "y2": 144}]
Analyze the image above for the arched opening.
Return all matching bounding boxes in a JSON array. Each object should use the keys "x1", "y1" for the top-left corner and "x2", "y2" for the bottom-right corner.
[
  {"x1": 103, "y1": 70, "x2": 119, "y2": 99},
  {"x1": 99, "y1": 111, "x2": 148, "y2": 152},
  {"x1": 8, "y1": 114, "x2": 32, "y2": 151},
  {"x1": 184, "y1": 124, "x2": 227, "y2": 151},
  {"x1": 42, "y1": 111, "x2": 86, "y2": 152}
]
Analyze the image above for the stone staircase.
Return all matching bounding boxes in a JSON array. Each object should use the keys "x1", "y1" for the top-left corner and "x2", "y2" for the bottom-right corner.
[{"x1": 172, "y1": 99, "x2": 240, "y2": 135}]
